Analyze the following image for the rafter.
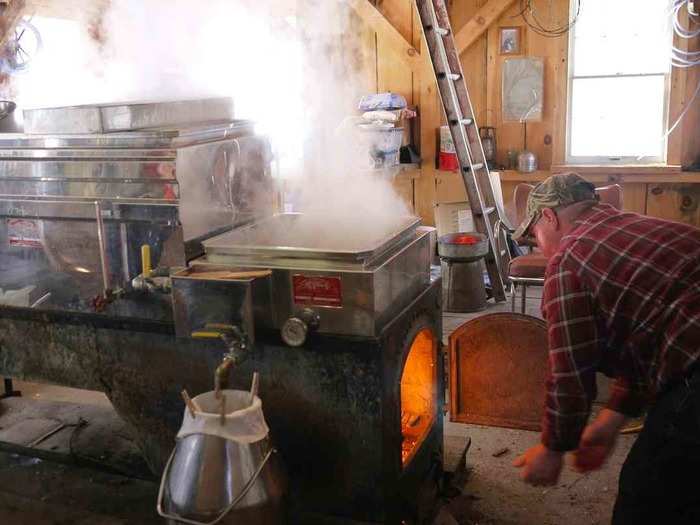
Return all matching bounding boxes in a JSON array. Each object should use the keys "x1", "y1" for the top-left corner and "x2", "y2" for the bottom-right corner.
[
  {"x1": 0, "y1": 0, "x2": 25, "y2": 48},
  {"x1": 454, "y1": 0, "x2": 517, "y2": 54},
  {"x1": 347, "y1": 0, "x2": 420, "y2": 71}
]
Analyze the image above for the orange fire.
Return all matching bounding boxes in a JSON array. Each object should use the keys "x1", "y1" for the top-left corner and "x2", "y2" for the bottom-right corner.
[{"x1": 400, "y1": 328, "x2": 436, "y2": 466}]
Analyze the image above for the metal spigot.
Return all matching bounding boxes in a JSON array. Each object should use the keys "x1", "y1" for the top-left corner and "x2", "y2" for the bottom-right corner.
[
  {"x1": 131, "y1": 244, "x2": 171, "y2": 293},
  {"x1": 191, "y1": 323, "x2": 250, "y2": 398}
]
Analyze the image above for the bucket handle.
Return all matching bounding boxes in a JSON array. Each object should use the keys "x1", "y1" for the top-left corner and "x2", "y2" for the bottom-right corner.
[{"x1": 156, "y1": 445, "x2": 275, "y2": 525}]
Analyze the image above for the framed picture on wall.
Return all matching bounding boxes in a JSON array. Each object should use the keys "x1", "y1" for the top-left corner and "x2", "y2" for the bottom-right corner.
[{"x1": 499, "y1": 27, "x2": 522, "y2": 55}]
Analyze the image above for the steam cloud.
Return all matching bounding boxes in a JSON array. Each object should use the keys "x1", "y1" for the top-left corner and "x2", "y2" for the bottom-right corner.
[{"x1": 12, "y1": 0, "x2": 412, "y2": 247}]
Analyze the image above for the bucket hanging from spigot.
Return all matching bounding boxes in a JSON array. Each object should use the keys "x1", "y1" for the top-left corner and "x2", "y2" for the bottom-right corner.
[{"x1": 157, "y1": 389, "x2": 287, "y2": 525}]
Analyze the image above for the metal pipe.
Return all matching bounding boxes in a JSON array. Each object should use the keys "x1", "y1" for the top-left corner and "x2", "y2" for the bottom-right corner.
[
  {"x1": 94, "y1": 201, "x2": 111, "y2": 294},
  {"x1": 215, "y1": 357, "x2": 235, "y2": 397},
  {"x1": 30, "y1": 292, "x2": 51, "y2": 308}
]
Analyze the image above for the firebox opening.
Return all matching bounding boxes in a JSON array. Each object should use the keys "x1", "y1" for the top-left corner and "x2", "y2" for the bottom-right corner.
[{"x1": 400, "y1": 327, "x2": 437, "y2": 467}]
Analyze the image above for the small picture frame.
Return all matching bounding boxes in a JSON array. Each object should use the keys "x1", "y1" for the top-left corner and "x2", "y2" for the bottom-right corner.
[{"x1": 499, "y1": 26, "x2": 522, "y2": 55}]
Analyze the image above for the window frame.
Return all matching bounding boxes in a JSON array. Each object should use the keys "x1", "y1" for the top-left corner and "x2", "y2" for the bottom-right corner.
[{"x1": 565, "y1": 0, "x2": 672, "y2": 166}]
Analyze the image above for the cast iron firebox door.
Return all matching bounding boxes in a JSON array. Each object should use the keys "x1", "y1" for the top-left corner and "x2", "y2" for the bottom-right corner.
[{"x1": 448, "y1": 313, "x2": 548, "y2": 430}]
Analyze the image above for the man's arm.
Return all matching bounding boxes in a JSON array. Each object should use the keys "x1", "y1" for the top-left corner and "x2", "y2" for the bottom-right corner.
[
  {"x1": 606, "y1": 376, "x2": 647, "y2": 418},
  {"x1": 540, "y1": 263, "x2": 602, "y2": 451},
  {"x1": 514, "y1": 260, "x2": 602, "y2": 485}
]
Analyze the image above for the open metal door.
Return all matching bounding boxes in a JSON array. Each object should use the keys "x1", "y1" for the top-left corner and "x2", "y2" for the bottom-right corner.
[{"x1": 448, "y1": 313, "x2": 548, "y2": 430}]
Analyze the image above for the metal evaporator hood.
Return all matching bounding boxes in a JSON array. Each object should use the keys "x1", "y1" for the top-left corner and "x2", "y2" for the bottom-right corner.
[{"x1": 22, "y1": 97, "x2": 235, "y2": 134}]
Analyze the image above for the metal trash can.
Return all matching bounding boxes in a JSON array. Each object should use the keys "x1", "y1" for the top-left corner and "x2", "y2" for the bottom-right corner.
[{"x1": 438, "y1": 232, "x2": 489, "y2": 312}]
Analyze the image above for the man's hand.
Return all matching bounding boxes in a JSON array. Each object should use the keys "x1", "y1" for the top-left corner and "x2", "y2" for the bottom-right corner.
[
  {"x1": 513, "y1": 444, "x2": 563, "y2": 486},
  {"x1": 572, "y1": 409, "x2": 626, "y2": 473}
]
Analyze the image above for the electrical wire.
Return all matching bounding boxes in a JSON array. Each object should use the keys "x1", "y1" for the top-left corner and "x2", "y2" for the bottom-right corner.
[
  {"x1": 672, "y1": 0, "x2": 700, "y2": 38},
  {"x1": 517, "y1": 0, "x2": 581, "y2": 38},
  {"x1": 665, "y1": 0, "x2": 700, "y2": 139}
]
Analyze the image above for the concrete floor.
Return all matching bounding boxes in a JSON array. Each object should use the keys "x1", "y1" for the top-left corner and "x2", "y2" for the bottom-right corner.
[
  {"x1": 440, "y1": 286, "x2": 636, "y2": 525},
  {"x1": 0, "y1": 286, "x2": 636, "y2": 524}
]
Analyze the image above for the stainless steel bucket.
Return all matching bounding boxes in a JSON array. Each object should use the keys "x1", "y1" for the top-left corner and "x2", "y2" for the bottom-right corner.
[
  {"x1": 157, "y1": 391, "x2": 286, "y2": 524},
  {"x1": 438, "y1": 233, "x2": 489, "y2": 313}
]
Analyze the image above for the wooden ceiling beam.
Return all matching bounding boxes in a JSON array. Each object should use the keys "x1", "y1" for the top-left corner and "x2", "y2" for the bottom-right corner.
[
  {"x1": 23, "y1": 0, "x2": 108, "y2": 20},
  {"x1": 0, "y1": 0, "x2": 25, "y2": 48},
  {"x1": 454, "y1": 0, "x2": 517, "y2": 54},
  {"x1": 347, "y1": 0, "x2": 419, "y2": 71}
]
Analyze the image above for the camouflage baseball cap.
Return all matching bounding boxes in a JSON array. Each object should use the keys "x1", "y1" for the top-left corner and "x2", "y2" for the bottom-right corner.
[{"x1": 512, "y1": 172, "x2": 597, "y2": 241}]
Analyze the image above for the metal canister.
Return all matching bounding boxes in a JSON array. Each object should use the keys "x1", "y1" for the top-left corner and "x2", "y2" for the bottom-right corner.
[
  {"x1": 438, "y1": 232, "x2": 489, "y2": 312},
  {"x1": 517, "y1": 150, "x2": 538, "y2": 173},
  {"x1": 157, "y1": 390, "x2": 287, "y2": 525}
]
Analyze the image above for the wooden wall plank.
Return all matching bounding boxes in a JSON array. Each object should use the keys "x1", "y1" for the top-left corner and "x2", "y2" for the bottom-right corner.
[
  {"x1": 435, "y1": 170, "x2": 467, "y2": 203},
  {"x1": 523, "y1": 0, "x2": 569, "y2": 171},
  {"x1": 485, "y1": 4, "x2": 527, "y2": 168},
  {"x1": 376, "y1": 0, "x2": 414, "y2": 103},
  {"x1": 415, "y1": 52, "x2": 440, "y2": 225},
  {"x1": 621, "y1": 183, "x2": 647, "y2": 215},
  {"x1": 392, "y1": 176, "x2": 415, "y2": 211},
  {"x1": 451, "y1": 0, "x2": 489, "y2": 128},
  {"x1": 550, "y1": 15, "x2": 570, "y2": 166},
  {"x1": 667, "y1": 7, "x2": 689, "y2": 166},
  {"x1": 665, "y1": 6, "x2": 700, "y2": 167},
  {"x1": 646, "y1": 184, "x2": 700, "y2": 226},
  {"x1": 377, "y1": 0, "x2": 416, "y2": 211},
  {"x1": 679, "y1": 11, "x2": 700, "y2": 167}
]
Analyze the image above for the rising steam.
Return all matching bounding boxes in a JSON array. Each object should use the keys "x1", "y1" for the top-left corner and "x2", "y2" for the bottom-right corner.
[{"x1": 11, "y1": 0, "x2": 412, "y2": 246}]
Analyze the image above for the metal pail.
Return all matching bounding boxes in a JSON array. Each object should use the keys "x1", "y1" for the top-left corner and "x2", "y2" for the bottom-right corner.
[{"x1": 157, "y1": 390, "x2": 286, "y2": 524}]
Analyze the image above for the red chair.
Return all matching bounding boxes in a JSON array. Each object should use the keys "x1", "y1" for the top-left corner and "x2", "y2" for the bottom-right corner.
[{"x1": 507, "y1": 183, "x2": 623, "y2": 312}]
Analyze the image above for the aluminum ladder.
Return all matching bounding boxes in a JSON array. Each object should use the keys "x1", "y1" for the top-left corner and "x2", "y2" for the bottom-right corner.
[{"x1": 415, "y1": 0, "x2": 510, "y2": 302}]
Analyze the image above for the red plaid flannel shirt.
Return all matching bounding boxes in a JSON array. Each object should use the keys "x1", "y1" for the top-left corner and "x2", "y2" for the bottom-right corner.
[{"x1": 541, "y1": 203, "x2": 700, "y2": 451}]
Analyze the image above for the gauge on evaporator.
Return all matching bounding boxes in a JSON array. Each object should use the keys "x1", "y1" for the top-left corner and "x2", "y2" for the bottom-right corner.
[{"x1": 281, "y1": 317, "x2": 308, "y2": 347}]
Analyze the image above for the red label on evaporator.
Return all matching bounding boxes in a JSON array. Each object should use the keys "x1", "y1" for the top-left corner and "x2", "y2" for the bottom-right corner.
[
  {"x1": 7, "y1": 218, "x2": 42, "y2": 248},
  {"x1": 292, "y1": 275, "x2": 342, "y2": 307}
]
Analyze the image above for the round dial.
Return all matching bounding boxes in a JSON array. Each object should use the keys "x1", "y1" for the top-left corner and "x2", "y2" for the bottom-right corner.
[{"x1": 281, "y1": 317, "x2": 308, "y2": 347}]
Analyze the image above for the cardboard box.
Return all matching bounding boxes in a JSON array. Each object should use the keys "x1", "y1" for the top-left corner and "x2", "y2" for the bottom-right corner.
[
  {"x1": 434, "y1": 170, "x2": 507, "y2": 236},
  {"x1": 435, "y1": 170, "x2": 504, "y2": 205},
  {"x1": 434, "y1": 201, "x2": 474, "y2": 237}
]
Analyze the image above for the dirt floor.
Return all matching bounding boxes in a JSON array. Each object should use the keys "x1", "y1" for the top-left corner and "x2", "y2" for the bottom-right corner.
[
  {"x1": 440, "y1": 286, "x2": 637, "y2": 525},
  {"x1": 443, "y1": 421, "x2": 635, "y2": 525},
  {"x1": 0, "y1": 287, "x2": 637, "y2": 524}
]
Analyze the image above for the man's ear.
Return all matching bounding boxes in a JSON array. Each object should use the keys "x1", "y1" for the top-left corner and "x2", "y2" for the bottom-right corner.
[{"x1": 541, "y1": 208, "x2": 559, "y2": 229}]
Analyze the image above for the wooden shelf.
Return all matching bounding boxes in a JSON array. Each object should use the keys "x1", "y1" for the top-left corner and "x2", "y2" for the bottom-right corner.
[
  {"x1": 366, "y1": 163, "x2": 421, "y2": 181},
  {"x1": 499, "y1": 169, "x2": 700, "y2": 184},
  {"x1": 552, "y1": 164, "x2": 682, "y2": 174}
]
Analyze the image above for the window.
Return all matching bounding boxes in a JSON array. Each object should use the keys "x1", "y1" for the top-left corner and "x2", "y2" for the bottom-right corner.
[{"x1": 567, "y1": 1, "x2": 673, "y2": 164}]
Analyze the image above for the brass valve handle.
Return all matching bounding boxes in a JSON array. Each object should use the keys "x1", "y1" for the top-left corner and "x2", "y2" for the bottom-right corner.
[
  {"x1": 190, "y1": 324, "x2": 249, "y2": 398},
  {"x1": 141, "y1": 244, "x2": 152, "y2": 278}
]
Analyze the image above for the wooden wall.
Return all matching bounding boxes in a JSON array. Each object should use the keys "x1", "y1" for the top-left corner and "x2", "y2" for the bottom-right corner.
[
  {"x1": 358, "y1": 0, "x2": 700, "y2": 227},
  {"x1": 449, "y1": 0, "x2": 569, "y2": 170},
  {"x1": 414, "y1": 0, "x2": 700, "y2": 225}
]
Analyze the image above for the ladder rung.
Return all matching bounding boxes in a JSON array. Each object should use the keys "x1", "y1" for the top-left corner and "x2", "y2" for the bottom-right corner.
[
  {"x1": 416, "y1": 0, "x2": 507, "y2": 303},
  {"x1": 474, "y1": 206, "x2": 496, "y2": 217},
  {"x1": 438, "y1": 72, "x2": 462, "y2": 81},
  {"x1": 450, "y1": 118, "x2": 473, "y2": 126}
]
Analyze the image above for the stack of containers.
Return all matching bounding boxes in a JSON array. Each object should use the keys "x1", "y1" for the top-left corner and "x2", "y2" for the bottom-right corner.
[{"x1": 357, "y1": 92, "x2": 416, "y2": 169}]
